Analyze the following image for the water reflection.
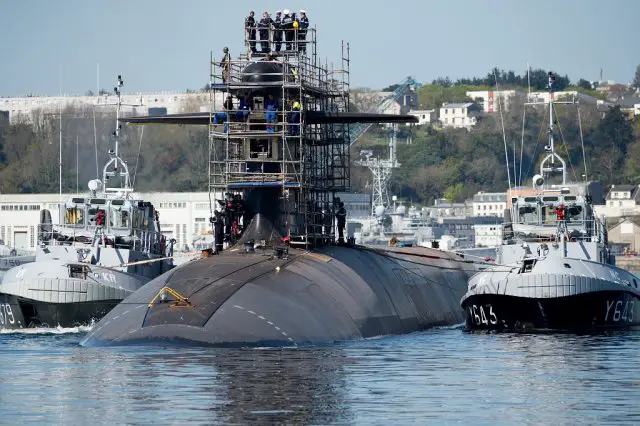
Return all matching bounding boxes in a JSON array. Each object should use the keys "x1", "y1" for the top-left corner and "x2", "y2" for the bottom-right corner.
[{"x1": 1, "y1": 330, "x2": 640, "y2": 424}]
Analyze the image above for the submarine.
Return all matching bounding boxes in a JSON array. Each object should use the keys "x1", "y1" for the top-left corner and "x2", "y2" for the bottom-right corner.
[{"x1": 81, "y1": 21, "x2": 481, "y2": 347}]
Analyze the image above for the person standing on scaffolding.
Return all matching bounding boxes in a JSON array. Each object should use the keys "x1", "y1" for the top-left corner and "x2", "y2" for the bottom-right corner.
[
  {"x1": 281, "y1": 10, "x2": 294, "y2": 51},
  {"x1": 298, "y1": 10, "x2": 309, "y2": 53},
  {"x1": 336, "y1": 202, "x2": 347, "y2": 244},
  {"x1": 273, "y1": 11, "x2": 283, "y2": 52},
  {"x1": 288, "y1": 98, "x2": 301, "y2": 135},
  {"x1": 211, "y1": 211, "x2": 224, "y2": 253},
  {"x1": 258, "y1": 12, "x2": 273, "y2": 54},
  {"x1": 245, "y1": 11, "x2": 257, "y2": 54},
  {"x1": 219, "y1": 47, "x2": 231, "y2": 83},
  {"x1": 265, "y1": 94, "x2": 278, "y2": 132}
]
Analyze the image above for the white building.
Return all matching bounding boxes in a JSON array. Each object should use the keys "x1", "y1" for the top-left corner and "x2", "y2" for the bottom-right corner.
[
  {"x1": 466, "y1": 90, "x2": 518, "y2": 113},
  {"x1": 474, "y1": 224, "x2": 503, "y2": 247},
  {"x1": 526, "y1": 91, "x2": 578, "y2": 104},
  {"x1": 472, "y1": 191, "x2": 507, "y2": 217},
  {"x1": 438, "y1": 102, "x2": 482, "y2": 129},
  {"x1": 407, "y1": 109, "x2": 437, "y2": 125},
  {"x1": 594, "y1": 184, "x2": 640, "y2": 218},
  {"x1": 0, "y1": 92, "x2": 224, "y2": 124}
]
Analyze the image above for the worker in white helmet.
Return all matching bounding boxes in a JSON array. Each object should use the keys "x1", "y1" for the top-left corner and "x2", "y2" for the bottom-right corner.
[
  {"x1": 298, "y1": 10, "x2": 309, "y2": 53},
  {"x1": 281, "y1": 9, "x2": 294, "y2": 51}
]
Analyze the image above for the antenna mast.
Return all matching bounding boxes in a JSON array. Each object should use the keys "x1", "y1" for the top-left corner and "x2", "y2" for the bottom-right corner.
[{"x1": 102, "y1": 75, "x2": 133, "y2": 195}]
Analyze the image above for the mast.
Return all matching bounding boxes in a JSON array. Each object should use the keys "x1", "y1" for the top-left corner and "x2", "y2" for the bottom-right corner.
[
  {"x1": 102, "y1": 74, "x2": 132, "y2": 196},
  {"x1": 537, "y1": 72, "x2": 567, "y2": 186}
]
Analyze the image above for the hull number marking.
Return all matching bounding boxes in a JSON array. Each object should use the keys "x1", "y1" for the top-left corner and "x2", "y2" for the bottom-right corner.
[
  {"x1": 605, "y1": 300, "x2": 634, "y2": 323},
  {"x1": 469, "y1": 304, "x2": 498, "y2": 326},
  {"x1": 0, "y1": 304, "x2": 16, "y2": 326}
]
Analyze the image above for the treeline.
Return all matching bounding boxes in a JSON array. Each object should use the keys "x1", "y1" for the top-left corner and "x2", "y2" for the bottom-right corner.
[
  {"x1": 0, "y1": 106, "x2": 209, "y2": 194},
  {"x1": 352, "y1": 101, "x2": 639, "y2": 204},
  {"x1": 0, "y1": 93, "x2": 638, "y2": 205}
]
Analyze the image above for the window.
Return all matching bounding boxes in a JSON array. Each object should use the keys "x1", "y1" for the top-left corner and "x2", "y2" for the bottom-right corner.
[
  {"x1": 112, "y1": 208, "x2": 131, "y2": 228},
  {"x1": 518, "y1": 206, "x2": 538, "y2": 224},
  {"x1": 64, "y1": 207, "x2": 85, "y2": 226}
]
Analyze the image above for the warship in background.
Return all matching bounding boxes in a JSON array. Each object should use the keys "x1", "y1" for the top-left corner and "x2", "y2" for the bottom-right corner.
[
  {"x1": 82, "y1": 19, "x2": 483, "y2": 347},
  {"x1": 0, "y1": 76, "x2": 175, "y2": 329},
  {"x1": 461, "y1": 72, "x2": 640, "y2": 332},
  {"x1": 0, "y1": 243, "x2": 34, "y2": 281}
]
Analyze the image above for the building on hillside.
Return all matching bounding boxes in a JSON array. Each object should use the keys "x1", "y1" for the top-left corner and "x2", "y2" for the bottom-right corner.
[
  {"x1": 466, "y1": 90, "x2": 519, "y2": 113},
  {"x1": 0, "y1": 92, "x2": 224, "y2": 124},
  {"x1": 438, "y1": 102, "x2": 482, "y2": 129},
  {"x1": 607, "y1": 217, "x2": 640, "y2": 252},
  {"x1": 474, "y1": 223, "x2": 503, "y2": 247},
  {"x1": 616, "y1": 95, "x2": 640, "y2": 118},
  {"x1": 424, "y1": 198, "x2": 473, "y2": 218},
  {"x1": 526, "y1": 91, "x2": 578, "y2": 103},
  {"x1": 472, "y1": 191, "x2": 507, "y2": 217},
  {"x1": 407, "y1": 109, "x2": 437, "y2": 125},
  {"x1": 594, "y1": 184, "x2": 640, "y2": 218}
]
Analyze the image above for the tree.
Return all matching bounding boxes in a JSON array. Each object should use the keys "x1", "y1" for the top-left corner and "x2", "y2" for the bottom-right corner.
[
  {"x1": 633, "y1": 64, "x2": 640, "y2": 90},
  {"x1": 576, "y1": 79, "x2": 592, "y2": 90},
  {"x1": 443, "y1": 183, "x2": 465, "y2": 203}
]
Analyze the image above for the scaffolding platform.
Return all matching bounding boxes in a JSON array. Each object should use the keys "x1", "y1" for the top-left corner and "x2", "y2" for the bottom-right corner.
[{"x1": 207, "y1": 26, "x2": 350, "y2": 247}]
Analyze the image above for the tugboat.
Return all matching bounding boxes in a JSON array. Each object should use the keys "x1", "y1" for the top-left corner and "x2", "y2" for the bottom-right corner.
[
  {"x1": 460, "y1": 72, "x2": 640, "y2": 332},
  {"x1": 0, "y1": 75, "x2": 175, "y2": 329},
  {"x1": 81, "y1": 19, "x2": 483, "y2": 347}
]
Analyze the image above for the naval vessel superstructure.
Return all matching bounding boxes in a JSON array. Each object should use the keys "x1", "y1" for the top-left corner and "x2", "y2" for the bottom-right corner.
[
  {"x1": 0, "y1": 76, "x2": 175, "y2": 329},
  {"x1": 82, "y1": 19, "x2": 482, "y2": 347},
  {"x1": 461, "y1": 72, "x2": 640, "y2": 332}
]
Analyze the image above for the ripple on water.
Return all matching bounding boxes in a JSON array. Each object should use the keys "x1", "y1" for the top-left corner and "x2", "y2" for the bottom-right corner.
[{"x1": 0, "y1": 329, "x2": 639, "y2": 424}]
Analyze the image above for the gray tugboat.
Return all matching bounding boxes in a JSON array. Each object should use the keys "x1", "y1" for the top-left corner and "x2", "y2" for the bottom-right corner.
[
  {"x1": 81, "y1": 20, "x2": 482, "y2": 347},
  {"x1": 0, "y1": 75, "x2": 175, "y2": 329},
  {"x1": 460, "y1": 72, "x2": 640, "y2": 332}
]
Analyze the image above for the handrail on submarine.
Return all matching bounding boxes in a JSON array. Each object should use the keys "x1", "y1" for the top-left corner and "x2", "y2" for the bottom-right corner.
[{"x1": 148, "y1": 286, "x2": 193, "y2": 308}]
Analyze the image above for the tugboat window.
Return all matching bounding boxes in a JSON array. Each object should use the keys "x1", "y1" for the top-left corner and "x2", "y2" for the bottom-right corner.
[
  {"x1": 566, "y1": 206, "x2": 583, "y2": 222},
  {"x1": 64, "y1": 207, "x2": 85, "y2": 226},
  {"x1": 112, "y1": 208, "x2": 130, "y2": 228},
  {"x1": 68, "y1": 264, "x2": 90, "y2": 279},
  {"x1": 518, "y1": 206, "x2": 538, "y2": 224}
]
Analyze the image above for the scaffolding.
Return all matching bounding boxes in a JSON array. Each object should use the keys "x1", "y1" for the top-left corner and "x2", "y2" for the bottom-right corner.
[{"x1": 207, "y1": 27, "x2": 351, "y2": 248}]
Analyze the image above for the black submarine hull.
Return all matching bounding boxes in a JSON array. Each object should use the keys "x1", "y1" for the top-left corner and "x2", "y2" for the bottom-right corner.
[
  {"x1": 461, "y1": 291, "x2": 640, "y2": 332},
  {"x1": 81, "y1": 245, "x2": 478, "y2": 347}
]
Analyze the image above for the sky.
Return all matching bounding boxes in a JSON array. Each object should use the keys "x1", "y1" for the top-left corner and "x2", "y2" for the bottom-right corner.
[{"x1": 1, "y1": 0, "x2": 638, "y2": 96}]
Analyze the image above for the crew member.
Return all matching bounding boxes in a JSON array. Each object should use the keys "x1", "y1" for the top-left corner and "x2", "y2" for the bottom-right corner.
[
  {"x1": 219, "y1": 47, "x2": 231, "y2": 82},
  {"x1": 95, "y1": 209, "x2": 106, "y2": 227},
  {"x1": 237, "y1": 93, "x2": 253, "y2": 123},
  {"x1": 288, "y1": 98, "x2": 301, "y2": 134},
  {"x1": 273, "y1": 11, "x2": 283, "y2": 52},
  {"x1": 265, "y1": 94, "x2": 278, "y2": 132},
  {"x1": 211, "y1": 211, "x2": 224, "y2": 253},
  {"x1": 281, "y1": 10, "x2": 294, "y2": 51},
  {"x1": 298, "y1": 10, "x2": 309, "y2": 53},
  {"x1": 258, "y1": 12, "x2": 273, "y2": 53},
  {"x1": 245, "y1": 11, "x2": 257, "y2": 54},
  {"x1": 336, "y1": 202, "x2": 347, "y2": 244}
]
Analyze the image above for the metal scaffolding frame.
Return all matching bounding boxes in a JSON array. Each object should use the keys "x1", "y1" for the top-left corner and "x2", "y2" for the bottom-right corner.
[{"x1": 207, "y1": 28, "x2": 351, "y2": 247}]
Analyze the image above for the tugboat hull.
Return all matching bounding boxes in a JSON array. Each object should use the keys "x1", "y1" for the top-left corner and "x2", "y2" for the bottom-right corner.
[
  {"x1": 0, "y1": 293, "x2": 26, "y2": 330},
  {"x1": 462, "y1": 291, "x2": 640, "y2": 332}
]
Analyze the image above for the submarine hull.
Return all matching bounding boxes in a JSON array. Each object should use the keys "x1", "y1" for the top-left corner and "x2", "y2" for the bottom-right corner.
[{"x1": 81, "y1": 245, "x2": 478, "y2": 347}]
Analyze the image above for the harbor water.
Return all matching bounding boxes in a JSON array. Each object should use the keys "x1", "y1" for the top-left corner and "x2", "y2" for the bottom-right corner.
[{"x1": 1, "y1": 327, "x2": 639, "y2": 425}]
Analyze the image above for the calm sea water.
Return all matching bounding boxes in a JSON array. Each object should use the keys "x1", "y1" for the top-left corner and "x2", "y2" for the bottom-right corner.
[{"x1": 1, "y1": 327, "x2": 639, "y2": 425}]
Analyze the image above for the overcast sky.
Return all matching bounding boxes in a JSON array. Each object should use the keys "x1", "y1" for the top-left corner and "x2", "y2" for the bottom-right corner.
[{"x1": 1, "y1": 0, "x2": 637, "y2": 96}]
